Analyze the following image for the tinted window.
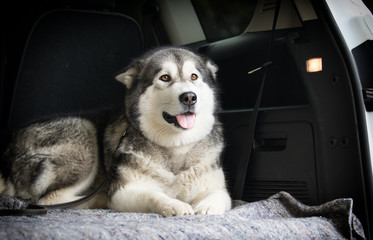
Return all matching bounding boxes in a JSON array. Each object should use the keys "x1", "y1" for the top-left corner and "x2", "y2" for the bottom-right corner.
[{"x1": 192, "y1": 0, "x2": 257, "y2": 42}]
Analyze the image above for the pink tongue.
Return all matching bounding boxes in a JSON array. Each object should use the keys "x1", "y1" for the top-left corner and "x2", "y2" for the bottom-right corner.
[{"x1": 175, "y1": 113, "x2": 196, "y2": 129}]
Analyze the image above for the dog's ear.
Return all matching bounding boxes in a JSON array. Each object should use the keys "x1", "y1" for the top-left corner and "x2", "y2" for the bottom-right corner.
[
  {"x1": 115, "y1": 60, "x2": 141, "y2": 89},
  {"x1": 205, "y1": 60, "x2": 218, "y2": 80}
]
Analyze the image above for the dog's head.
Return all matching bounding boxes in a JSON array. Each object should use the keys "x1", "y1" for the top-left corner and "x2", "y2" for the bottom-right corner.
[{"x1": 115, "y1": 47, "x2": 219, "y2": 147}]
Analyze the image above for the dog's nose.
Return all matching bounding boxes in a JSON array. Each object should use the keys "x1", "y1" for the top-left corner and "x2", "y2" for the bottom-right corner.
[{"x1": 179, "y1": 92, "x2": 197, "y2": 106}]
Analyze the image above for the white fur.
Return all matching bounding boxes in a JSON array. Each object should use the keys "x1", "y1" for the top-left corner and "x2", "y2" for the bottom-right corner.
[
  {"x1": 34, "y1": 120, "x2": 99, "y2": 205},
  {"x1": 1, "y1": 117, "x2": 101, "y2": 206},
  {"x1": 108, "y1": 162, "x2": 230, "y2": 217},
  {"x1": 37, "y1": 154, "x2": 98, "y2": 205},
  {"x1": 138, "y1": 61, "x2": 216, "y2": 147},
  {"x1": 206, "y1": 61, "x2": 218, "y2": 79},
  {"x1": 116, "y1": 68, "x2": 138, "y2": 89},
  {"x1": 109, "y1": 185, "x2": 195, "y2": 216},
  {"x1": 38, "y1": 186, "x2": 83, "y2": 205},
  {"x1": 109, "y1": 135, "x2": 231, "y2": 216},
  {"x1": 31, "y1": 162, "x2": 56, "y2": 197},
  {"x1": 1, "y1": 48, "x2": 229, "y2": 216},
  {"x1": 108, "y1": 49, "x2": 231, "y2": 217}
]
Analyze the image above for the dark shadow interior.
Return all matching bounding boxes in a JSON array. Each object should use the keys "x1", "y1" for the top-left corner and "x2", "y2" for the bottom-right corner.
[{"x1": 0, "y1": 0, "x2": 371, "y2": 237}]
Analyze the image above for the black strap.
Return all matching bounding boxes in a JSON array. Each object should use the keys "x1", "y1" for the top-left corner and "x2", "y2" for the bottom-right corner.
[
  {"x1": 0, "y1": 195, "x2": 48, "y2": 216},
  {"x1": 231, "y1": 0, "x2": 281, "y2": 200},
  {"x1": 0, "y1": 203, "x2": 48, "y2": 216}
]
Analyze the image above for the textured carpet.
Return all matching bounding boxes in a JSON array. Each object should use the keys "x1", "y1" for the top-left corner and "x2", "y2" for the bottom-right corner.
[{"x1": 0, "y1": 192, "x2": 366, "y2": 239}]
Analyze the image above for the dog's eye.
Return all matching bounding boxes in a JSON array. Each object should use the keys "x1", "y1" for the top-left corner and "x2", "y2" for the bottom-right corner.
[
  {"x1": 191, "y1": 74, "x2": 198, "y2": 80},
  {"x1": 159, "y1": 74, "x2": 171, "y2": 82}
]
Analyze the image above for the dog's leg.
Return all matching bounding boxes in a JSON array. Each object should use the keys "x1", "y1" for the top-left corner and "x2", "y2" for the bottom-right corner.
[
  {"x1": 37, "y1": 186, "x2": 83, "y2": 205},
  {"x1": 108, "y1": 184, "x2": 195, "y2": 217},
  {"x1": 7, "y1": 152, "x2": 91, "y2": 206},
  {"x1": 4, "y1": 118, "x2": 100, "y2": 206},
  {"x1": 38, "y1": 187, "x2": 107, "y2": 208},
  {"x1": 178, "y1": 166, "x2": 232, "y2": 215}
]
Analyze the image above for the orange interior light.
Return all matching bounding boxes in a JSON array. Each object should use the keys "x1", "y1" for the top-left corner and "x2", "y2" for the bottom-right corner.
[{"x1": 306, "y1": 58, "x2": 322, "y2": 72}]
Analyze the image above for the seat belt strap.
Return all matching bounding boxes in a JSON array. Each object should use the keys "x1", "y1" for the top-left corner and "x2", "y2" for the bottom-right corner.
[{"x1": 232, "y1": 0, "x2": 282, "y2": 200}]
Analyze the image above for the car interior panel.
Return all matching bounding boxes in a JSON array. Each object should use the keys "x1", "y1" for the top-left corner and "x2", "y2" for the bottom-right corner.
[{"x1": 1, "y1": 0, "x2": 372, "y2": 238}]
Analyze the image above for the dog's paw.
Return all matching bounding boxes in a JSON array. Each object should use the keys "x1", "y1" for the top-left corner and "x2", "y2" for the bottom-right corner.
[
  {"x1": 158, "y1": 199, "x2": 194, "y2": 217},
  {"x1": 193, "y1": 191, "x2": 231, "y2": 215},
  {"x1": 193, "y1": 200, "x2": 226, "y2": 215}
]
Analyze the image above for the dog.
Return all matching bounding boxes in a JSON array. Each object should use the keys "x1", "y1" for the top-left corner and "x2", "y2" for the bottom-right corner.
[{"x1": 0, "y1": 47, "x2": 232, "y2": 216}]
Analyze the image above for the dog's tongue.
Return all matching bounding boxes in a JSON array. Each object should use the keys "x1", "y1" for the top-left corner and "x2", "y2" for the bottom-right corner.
[{"x1": 175, "y1": 113, "x2": 196, "y2": 129}]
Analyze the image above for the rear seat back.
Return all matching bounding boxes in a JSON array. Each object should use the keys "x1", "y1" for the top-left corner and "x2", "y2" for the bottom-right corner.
[{"x1": 7, "y1": 9, "x2": 143, "y2": 130}]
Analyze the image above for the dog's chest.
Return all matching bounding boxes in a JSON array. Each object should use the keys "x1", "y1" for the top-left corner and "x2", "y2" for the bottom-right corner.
[
  {"x1": 166, "y1": 144, "x2": 197, "y2": 172},
  {"x1": 155, "y1": 144, "x2": 220, "y2": 190},
  {"x1": 119, "y1": 132, "x2": 221, "y2": 191},
  {"x1": 138, "y1": 143, "x2": 203, "y2": 176}
]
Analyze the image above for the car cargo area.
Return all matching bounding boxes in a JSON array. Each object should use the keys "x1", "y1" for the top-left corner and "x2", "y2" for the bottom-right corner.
[
  {"x1": 1, "y1": 0, "x2": 372, "y2": 238},
  {"x1": 211, "y1": 12, "x2": 370, "y2": 233}
]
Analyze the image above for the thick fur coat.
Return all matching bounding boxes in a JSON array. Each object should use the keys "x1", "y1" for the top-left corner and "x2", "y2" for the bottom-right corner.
[{"x1": 0, "y1": 47, "x2": 231, "y2": 216}]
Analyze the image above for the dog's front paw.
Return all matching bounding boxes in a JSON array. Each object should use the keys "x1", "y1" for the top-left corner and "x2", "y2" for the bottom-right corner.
[
  {"x1": 194, "y1": 199, "x2": 226, "y2": 215},
  {"x1": 193, "y1": 190, "x2": 231, "y2": 215},
  {"x1": 157, "y1": 199, "x2": 194, "y2": 217}
]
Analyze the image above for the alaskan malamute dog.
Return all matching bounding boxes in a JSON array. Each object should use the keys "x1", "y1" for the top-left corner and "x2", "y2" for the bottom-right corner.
[{"x1": 0, "y1": 47, "x2": 231, "y2": 216}]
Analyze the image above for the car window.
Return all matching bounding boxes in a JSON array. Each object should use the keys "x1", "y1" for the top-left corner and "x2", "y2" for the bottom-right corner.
[{"x1": 191, "y1": 0, "x2": 257, "y2": 42}]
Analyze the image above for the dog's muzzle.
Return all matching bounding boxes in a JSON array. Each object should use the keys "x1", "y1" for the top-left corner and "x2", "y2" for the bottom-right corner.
[{"x1": 162, "y1": 92, "x2": 197, "y2": 129}]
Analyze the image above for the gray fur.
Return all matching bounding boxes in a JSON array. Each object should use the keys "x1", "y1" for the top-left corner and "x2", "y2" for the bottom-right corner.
[
  {"x1": 106, "y1": 122, "x2": 223, "y2": 197},
  {"x1": 116, "y1": 47, "x2": 219, "y2": 133},
  {"x1": 0, "y1": 47, "x2": 231, "y2": 215},
  {"x1": 1, "y1": 117, "x2": 100, "y2": 205}
]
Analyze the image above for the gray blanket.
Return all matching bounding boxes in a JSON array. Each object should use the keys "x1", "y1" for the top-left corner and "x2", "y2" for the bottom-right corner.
[{"x1": 0, "y1": 192, "x2": 366, "y2": 239}]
